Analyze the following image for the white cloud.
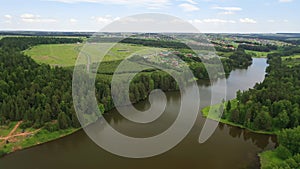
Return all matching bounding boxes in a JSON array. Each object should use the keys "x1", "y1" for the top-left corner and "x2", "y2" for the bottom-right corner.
[
  {"x1": 212, "y1": 6, "x2": 242, "y2": 11},
  {"x1": 189, "y1": 19, "x2": 236, "y2": 24},
  {"x1": 186, "y1": 0, "x2": 197, "y2": 4},
  {"x1": 4, "y1": 14, "x2": 12, "y2": 19},
  {"x1": 221, "y1": 11, "x2": 234, "y2": 15},
  {"x1": 69, "y1": 18, "x2": 78, "y2": 23},
  {"x1": 278, "y1": 0, "x2": 293, "y2": 3},
  {"x1": 91, "y1": 15, "x2": 120, "y2": 25},
  {"x1": 20, "y1": 13, "x2": 57, "y2": 23},
  {"x1": 203, "y1": 19, "x2": 236, "y2": 23},
  {"x1": 240, "y1": 18, "x2": 257, "y2": 24},
  {"x1": 47, "y1": 0, "x2": 170, "y2": 9},
  {"x1": 3, "y1": 15, "x2": 13, "y2": 23},
  {"x1": 212, "y1": 6, "x2": 242, "y2": 15},
  {"x1": 179, "y1": 3, "x2": 199, "y2": 12}
]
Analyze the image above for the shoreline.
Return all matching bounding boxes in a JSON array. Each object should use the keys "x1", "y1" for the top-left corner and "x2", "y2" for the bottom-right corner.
[
  {"x1": 0, "y1": 127, "x2": 81, "y2": 158},
  {"x1": 201, "y1": 100, "x2": 278, "y2": 135},
  {"x1": 201, "y1": 113, "x2": 278, "y2": 135}
]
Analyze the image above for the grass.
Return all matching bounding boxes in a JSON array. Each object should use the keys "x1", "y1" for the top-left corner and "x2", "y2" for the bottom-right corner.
[
  {"x1": 282, "y1": 54, "x2": 300, "y2": 60},
  {"x1": 24, "y1": 44, "x2": 80, "y2": 67},
  {"x1": 217, "y1": 50, "x2": 271, "y2": 58},
  {"x1": 259, "y1": 150, "x2": 282, "y2": 169},
  {"x1": 24, "y1": 43, "x2": 162, "y2": 67},
  {"x1": 245, "y1": 50, "x2": 272, "y2": 58},
  {"x1": 282, "y1": 55, "x2": 300, "y2": 67},
  {"x1": 201, "y1": 99, "x2": 276, "y2": 135},
  {"x1": 0, "y1": 128, "x2": 79, "y2": 156},
  {"x1": 0, "y1": 122, "x2": 17, "y2": 137},
  {"x1": 96, "y1": 60, "x2": 156, "y2": 74},
  {"x1": 217, "y1": 51, "x2": 234, "y2": 58}
]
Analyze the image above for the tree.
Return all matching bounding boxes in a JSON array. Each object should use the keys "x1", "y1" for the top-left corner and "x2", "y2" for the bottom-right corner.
[
  {"x1": 276, "y1": 145, "x2": 292, "y2": 160},
  {"x1": 274, "y1": 110, "x2": 290, "y2": 129},
  {"x1": 278, "y1": 126, "x2": 300, "y2": 155},
  {"x1": 58, "y1": 112, "x2": 70, "y2": 129},
  {"x1": 230, "y1": 109, "x2": 240, "y2": 123},
  {"x1": 253, "y1": 111, "x2": 272, "y2": 131},
  {"x1": 41, "y1": 110, "x2": 51, "y2": 124},
  {"x1": 98, "y1": 104, "x2": 105, "y2": 115},
  {"x1": 226, "y1": 100, "x2": 231, "y2": 112}
]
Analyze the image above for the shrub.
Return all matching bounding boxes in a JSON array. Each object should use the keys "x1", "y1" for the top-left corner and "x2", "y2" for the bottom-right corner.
[
  {"x1": 20, "y1": 121, "x2": 33, "y2": 129},
  {"x1": 276, "y1": 145, "x2": 292, "y2": 160},
  {"x1": 44, "y1": 122, "x2": 59, "y2": 132}
]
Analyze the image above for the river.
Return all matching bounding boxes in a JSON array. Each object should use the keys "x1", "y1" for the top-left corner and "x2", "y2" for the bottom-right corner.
[{"x1": 0, "y1": 58, "x2": 276, "y2": 169}]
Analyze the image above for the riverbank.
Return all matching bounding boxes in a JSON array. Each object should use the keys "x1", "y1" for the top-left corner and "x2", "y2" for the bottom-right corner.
[
  {"x1": 201, "y1": 99, "x2": 278, "y2": 135},
  {"x1": 0, "y1": 124, "x2": 80, "y2": 157}
]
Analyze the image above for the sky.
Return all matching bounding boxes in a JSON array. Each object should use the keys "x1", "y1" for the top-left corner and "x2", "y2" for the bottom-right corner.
[{"x1": 0, "y1": 0, "x2": 299, "y2": 33}]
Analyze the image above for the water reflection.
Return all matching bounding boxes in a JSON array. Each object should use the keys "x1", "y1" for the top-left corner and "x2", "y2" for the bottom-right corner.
[{"x1": 226, "y1": 125, "x2": 276, "y2": 150}]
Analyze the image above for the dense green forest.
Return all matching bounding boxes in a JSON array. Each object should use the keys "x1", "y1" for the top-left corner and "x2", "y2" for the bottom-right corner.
[
  {"x1": 239, "y1": 44, "x2": 277, "y2": 52},
  {"x1": 223, "y1": 49, "x2": 300, "y2": 131},
  {"x1": 0, "y1": 37, "x2": 81, "y2": 131}
]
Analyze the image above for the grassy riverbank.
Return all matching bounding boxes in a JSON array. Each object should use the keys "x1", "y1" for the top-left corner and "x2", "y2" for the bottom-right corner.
[{"x1": 0, "y1": 123, "x2": 79, "y2": 157}]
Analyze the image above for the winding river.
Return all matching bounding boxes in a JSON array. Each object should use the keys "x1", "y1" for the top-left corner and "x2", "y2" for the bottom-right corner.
[{"x1": 0, "y1": 58, "x2": 276, "y2": 169}]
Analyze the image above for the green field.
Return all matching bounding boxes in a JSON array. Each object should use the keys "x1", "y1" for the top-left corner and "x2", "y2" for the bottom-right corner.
[
  {"x1": 282, "y1": 54, "x2": 300, "y2": 60},
  {"x1": 282, "y1": 55, "x2": 300, "y2": 67},
  {"x1": 24, "y1": 43, "x2": 162, "y2": 67},
  {"x1": 245, "y1": 50, "x2": 272, "y2": 58}
]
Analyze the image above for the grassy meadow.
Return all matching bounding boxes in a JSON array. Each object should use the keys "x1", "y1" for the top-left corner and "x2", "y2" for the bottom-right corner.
[
  {"x1": 24, "y1": 43, "x2": 163, "y2": 67},
  {"x1": 245, "y1": 50, "x2": 273, "y2": 58}
]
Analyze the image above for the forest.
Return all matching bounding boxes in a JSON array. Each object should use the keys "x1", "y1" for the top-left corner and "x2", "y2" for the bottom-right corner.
[
  {"x1": 0, "y1": 36, "x2": 255, "y2": 135},
  {"x1": 223, "y1": 47, "x2": 300, "y2": 131}
]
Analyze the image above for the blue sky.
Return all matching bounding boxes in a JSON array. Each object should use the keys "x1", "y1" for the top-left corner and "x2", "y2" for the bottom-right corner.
[{"x1": 0, "y1": 0, "x2": 299, "y2": 33}]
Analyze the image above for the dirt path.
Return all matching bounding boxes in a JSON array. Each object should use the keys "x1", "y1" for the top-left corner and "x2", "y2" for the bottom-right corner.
[
  {"x1": 0, "y1": 121, "x2": 40, "y2": 141},
  {"x1": 7, "y1": 121, "x2": 22, "y2": 137},
  {"x1": 0, "y1": 129, "x2": 41, "y2": 141}
]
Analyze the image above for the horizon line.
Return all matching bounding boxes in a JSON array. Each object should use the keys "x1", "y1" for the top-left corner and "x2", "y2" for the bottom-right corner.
[{"x1": 1, "y1": 30, "x2": 300, "y2": 34}]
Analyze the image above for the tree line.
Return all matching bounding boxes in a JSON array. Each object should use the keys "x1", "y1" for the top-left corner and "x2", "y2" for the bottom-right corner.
[
  {"x1": 0, "y1": 37, "x2": 83, "y2": 51},
  {"x1": 238, "y1": 44, "x2": 277, "y2": 52}
]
